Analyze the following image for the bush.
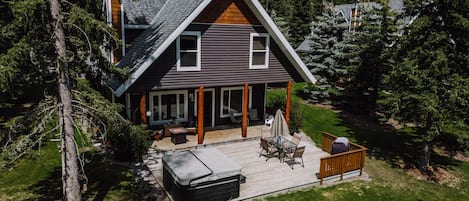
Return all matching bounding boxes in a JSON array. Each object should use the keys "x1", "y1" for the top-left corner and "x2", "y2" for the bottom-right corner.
[
  {"x1": 266, "y1": 92, "x2": 304, "y2": 134},
  {"x1": 289, "y1": 102, "x2": 304, "y2": 134},
  {"x1": 106, "y1": 123, "x2": 152, "y2": 162}
]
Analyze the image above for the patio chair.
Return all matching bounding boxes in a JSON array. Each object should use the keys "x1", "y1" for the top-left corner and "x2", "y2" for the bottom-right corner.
[
  {"x1": 284, "y1": 146, "x2": 305, "y2": 169},
  {"x1": 291, "y1": 133, "x2": 302, "y2": 146},
  {"x1": 229, "y1": 110, "x2": 242, "y2": 124},
  {"x1": 259, "y1": 138, "x2": 278, "y2": 161},
  {"x1": 249, "y1": 108, "x2": 260, "y2": 121},
  {"x1": 260, "y1": 127, "x2": 272, "y2": 139},
  {"x1": 264, "y1": 114, "x2": 273, "y2": 127}
]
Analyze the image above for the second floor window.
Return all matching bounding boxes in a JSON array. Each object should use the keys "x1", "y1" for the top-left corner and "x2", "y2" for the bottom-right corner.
[
  {"x1": 177, "y1": 31, "x2": 201, "y2": 71},
  {"x1": 249, "y1": 33, "x2": 270, "y2": 69}
]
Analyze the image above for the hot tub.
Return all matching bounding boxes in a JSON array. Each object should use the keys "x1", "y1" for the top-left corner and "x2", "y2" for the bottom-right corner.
[{"x1": 162, "y1": 148, "x2": 242, "y2": 201}]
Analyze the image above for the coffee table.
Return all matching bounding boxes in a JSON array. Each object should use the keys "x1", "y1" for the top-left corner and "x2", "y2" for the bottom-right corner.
[{"x1": 169, "y1": 127, "x2": 188, "y2": 144}]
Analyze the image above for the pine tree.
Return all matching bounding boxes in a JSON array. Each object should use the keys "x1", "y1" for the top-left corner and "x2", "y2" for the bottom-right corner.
[
  {"x1": 346, "y1": 4, "x2": 398, "y2": 115},
  {"x1": 289, "y1": 0, "x2": 314, "y2": 47},
  {"x1": 0, "y1": 0, "x2": 135, "y2": 199},
  {"x1": 302, "y1": 7, "x2": 356, "y2": 104},
  {"x1": 380, "y1": 0, "x2": 469, "y2": 170}
]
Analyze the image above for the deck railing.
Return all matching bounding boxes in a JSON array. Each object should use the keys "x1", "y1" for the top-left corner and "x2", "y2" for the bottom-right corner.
[{"x1": 319, "y1": 132, "x2": 367, "y2": 185}]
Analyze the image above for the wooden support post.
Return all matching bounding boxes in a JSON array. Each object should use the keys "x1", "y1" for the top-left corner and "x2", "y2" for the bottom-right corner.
[
  {"x1": 285, "y1": 81, "x2": 292, "y2": 126},
  {"x1": 197, "y1": 86, "x2": 204, "y2": 144},
  {"x1": 139, "y1": 93, "x2": 147, "y2": 125},
  {"x1": 242, "y1": 84, "x2": 248, "y2": 138}
]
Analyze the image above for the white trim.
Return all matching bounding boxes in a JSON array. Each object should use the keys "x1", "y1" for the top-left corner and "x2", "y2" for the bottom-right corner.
[
  {"x1": 194, "y1": 88, "x2": 215, "y2": 127},
  {"x1": 176, "y1": 31, "x2": 201, "y2": 71},
  {"x1": 114, "y1": 0, "x2": 212, "y2": 97},
  {"x1": 148, "y1": 90, "x2": 189, "y2": 125},
  {"x1": 125, "y1": 93, "x2": 131, "y2": 119},
  {"x1": 244, "y1": 0, "x2": 317, "y2": 84},
  {"x1": 114, "y1": 0, "x2": 316, "y2": 97},
  {"x1": 191, "y1": 22, "x2": 264, "y2": 27},
  {"x1": 220, "y1": 86, "x2": 252, "y2": 118},
  {"x1": 120, "y1": 4, "x2": 126, "y2": 56},
  {"x1": 249, "y1": 33, "x2": 270, "y2": 69},
  {"x1": 263, "y1": 83, "x2": 267, "y2": 118},
  {"x1": 106, "y1": 0, "x2": 112, "y2": 24},
  {"x1": 124, "y1": 24, "x2": 150, "y2": 29}
]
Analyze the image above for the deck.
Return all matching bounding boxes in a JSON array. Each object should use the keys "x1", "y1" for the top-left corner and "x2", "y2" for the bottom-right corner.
[
  {"x1": 151, "y1": 125, "x2": 265, "y2": 150},
  {"x1": 145, "y1": 126, "x2": 363, "y2": 200}
]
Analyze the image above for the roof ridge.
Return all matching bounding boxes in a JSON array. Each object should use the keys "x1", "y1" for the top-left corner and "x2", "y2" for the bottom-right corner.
[{"x1": 149, "y1": 0, "x2": 170, "y2": 25}]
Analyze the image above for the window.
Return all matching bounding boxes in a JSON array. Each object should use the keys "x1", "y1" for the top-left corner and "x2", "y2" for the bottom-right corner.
[
  {"x1": 220, "y1": 86, "x2": 252, "y2": 118},
  {"x1": 177, "y1": 31, "x2": 201, "y2": 71},
  {"x1": 149, "y1": 90, "x2": 188, "y2": 125},
  {"x1": 249, "y1": 33, "x2": 269, "y2": 69}
]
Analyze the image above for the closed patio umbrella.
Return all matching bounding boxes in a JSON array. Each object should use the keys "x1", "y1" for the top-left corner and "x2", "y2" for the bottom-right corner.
[{"x1": 271, "y1": 109, "x2": 289, "y2": 137}]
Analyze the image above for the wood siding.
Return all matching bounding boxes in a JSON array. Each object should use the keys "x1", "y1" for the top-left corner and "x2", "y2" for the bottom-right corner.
[
  {"x1": 194, "y1": 0, "x2": 261, "y2": 25},
  {"x1": 128, "y1": 23, "x2": 303, "y2": 92},
  {"x1": 111, "y1": 0, "x2": 122, "y2": 63}
]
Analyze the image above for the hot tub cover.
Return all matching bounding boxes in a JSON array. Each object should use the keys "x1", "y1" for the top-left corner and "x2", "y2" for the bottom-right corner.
[{"x1": 163, "y1": 148, "x2": 241, "y2": 186}]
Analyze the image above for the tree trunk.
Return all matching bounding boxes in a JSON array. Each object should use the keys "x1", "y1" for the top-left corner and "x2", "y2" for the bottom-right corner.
[
  {"x1": 419, "y1": 140, "x2": 431, "y2": 170},
  {"x1": 49, "y1": 0, "x2": 81, "y2": 200}
]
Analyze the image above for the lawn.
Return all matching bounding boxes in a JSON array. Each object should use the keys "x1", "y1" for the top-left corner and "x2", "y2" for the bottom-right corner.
[
  {"x1": 0, "y1": 142, "x2": 156, "y2": 201},
  {"x1": 262, "y1": 83, "x2": 469, "y2": 201},
  {"x1": 1, "y1": 83, "x2": 467, "y2": 201}
]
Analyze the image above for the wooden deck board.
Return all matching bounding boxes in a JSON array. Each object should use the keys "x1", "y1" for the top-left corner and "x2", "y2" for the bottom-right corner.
[{"x1": 145, "y1": 132, "x2": 334, "y2": 200}]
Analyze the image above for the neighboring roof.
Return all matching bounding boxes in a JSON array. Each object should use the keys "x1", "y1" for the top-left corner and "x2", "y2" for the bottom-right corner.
[
  {"x1": 389, "y1": 0, "x2": 405, "y2": 14},
  {"x1": 296, "y1": 38, "x2": 314, "y2": 53},
  {"x1": 113, "y1": 0, "x2": 317, "y2": 97},
  {"x1": 122, "y1": 0, "x2": 167, "y2": 25},
  {"x1": 335, "y1": 2, "x2": 382, "y2": 24},
  {"x1": 296, "y1": 0, "x2": 406, "y2": 53}
]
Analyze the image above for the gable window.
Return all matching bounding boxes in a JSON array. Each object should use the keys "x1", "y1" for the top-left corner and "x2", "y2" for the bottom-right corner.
[
  {"x1": 177, "y1": 31, "x2": 201, "y2": 71},
  {"x1": 249, "y1": 33, "x2": 270, "y2": 69},
  {"x1": 220, "y1": 86, "x2": 252, "y2": 118},
  {"x1": 149, "y1": 90, "x2": 188, "y2": 125}
]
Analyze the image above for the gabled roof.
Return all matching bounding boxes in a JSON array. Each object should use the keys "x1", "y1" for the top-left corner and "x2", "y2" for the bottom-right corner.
[
  {"x1": 122, "y1": 0, "x2": 167, "y2": 25},
  {"x1": 113, "y1": 0, "x2": 316, "y2": 97},
  {"x1": 297, "y1": 0, "x2": 407, "y2": 53},
  {"x1": 335, "y1": 2, "x2": 382, "y2": 24}
]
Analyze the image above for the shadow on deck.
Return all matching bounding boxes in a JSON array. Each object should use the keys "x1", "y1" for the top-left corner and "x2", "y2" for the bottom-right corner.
[{"x1": 144, "y1": 129, "x2": 367, "y2": 200}]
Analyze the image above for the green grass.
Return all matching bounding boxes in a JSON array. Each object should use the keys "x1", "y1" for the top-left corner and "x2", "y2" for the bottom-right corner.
[
  {"x1": 0, "y1": 142, "x2": 155, "y2": 201},
  {"x1": 2, "y1": 83, "x2": 468, "y2": 200},
  {"x1": 0, "y1": 142, "x2": 61, "y2": 200},
  {"x1": 262, "y1": 83, "x2": 469, "y2": 201}
]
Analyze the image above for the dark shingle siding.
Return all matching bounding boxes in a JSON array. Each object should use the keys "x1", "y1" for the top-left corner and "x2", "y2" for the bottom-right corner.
[{"x1": 127, "y1": 23, "x2": 303, "y2": 92}]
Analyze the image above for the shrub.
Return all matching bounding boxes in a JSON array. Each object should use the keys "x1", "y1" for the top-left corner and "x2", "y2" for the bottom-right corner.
[
  {"x1": 106, "y1": 123, "x2": 152, "y2": 162},
  {"x1": 266, "y1": 92, "x2": 304, "y2": 134}
]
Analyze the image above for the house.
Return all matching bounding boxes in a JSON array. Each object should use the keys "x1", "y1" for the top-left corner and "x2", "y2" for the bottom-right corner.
[
  {"x1": 296, "y1": 0, "x2": 408, "y2": 53},
  {"x1": 104, "y1": 0, "x2": 316, "y2": 140}
]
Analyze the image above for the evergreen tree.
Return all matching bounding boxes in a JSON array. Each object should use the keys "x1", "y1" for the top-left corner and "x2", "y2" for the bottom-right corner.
[
  {"x1": 302, "y1": 7, "x2": 356, "y2": 104},
  {"x1": 270, "y1": 10, "x2": 290, "y2": 40},
  {"x1": 380, "y1": 0, "x2": 469, "y2": 170},
  {"x1": 0, "y1": 0, "x2": 145, "y2": 199},
  {"x1": 346, "y1": 4, "x2": 398, "y2": 115},
  {"x1": 289, "y1": 0, "x2": 314, "y2": 47},
  {"x1": 259, "y1": 0, "x2": 291, "y2": 17}
]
